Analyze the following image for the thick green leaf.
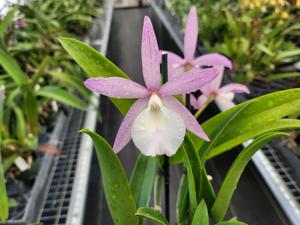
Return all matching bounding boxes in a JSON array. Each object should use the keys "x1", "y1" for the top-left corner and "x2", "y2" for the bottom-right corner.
[
  {"x1": 211, "y1": 132, "x2": 288, "y2": 222},
  {"x1": 190, "y1": 89, "x2": 300, "y2": 159},
  {"x1": 130, "y1": 154, "x2": 158, "y2": 209},
  {"x1": 58, "y1": 37, "x2": 134, "y2": 115},
  {"x1": 36, "y1": 86, "x2": 87, "y2": 110},
  {"x1": 135, "y1": 207, "x2": 169, "y2": 225},
  {"x1": 215, "y1": 222, "x2": 247, "y2": 225},
  {"x1": 198, "y1": 102, "x2": 253, "y2": 161},
  {"x1": 181, "y1": 136, "x2": 200, "y2": 215},
  {"x1": 80, "y1": 129, "x2": 138, "y2": 225},
  {"x1": 0, "y1": 48, "x2": 29, "y2": 85},
  {"x1": 191, "y1": 200, "x2": 209, "y2": 225},
  {"x1": 24, "y1": 89, "x2": 39, "y2": 135},
  {"x1": 176, "y1": 174, "x2": 189, "y2": 225}
]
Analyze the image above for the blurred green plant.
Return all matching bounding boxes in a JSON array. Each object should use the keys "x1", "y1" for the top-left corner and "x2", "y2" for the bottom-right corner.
[
  {"x1": 165, "y1": 0, "x2": 300, "y2": 84},
  {"x1": 0, "y1": 0, "x2": 101, "y2": 221}
]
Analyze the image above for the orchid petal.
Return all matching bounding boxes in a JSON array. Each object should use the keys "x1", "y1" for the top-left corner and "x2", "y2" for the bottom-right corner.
[
  {"x1": 166, "y1": 51, "x2": 185, "y2": 80},
  {"x1": 163, "y1": 96, "x2": 210, "y2": 141},
  {"x1": 192, "y1": 53, "x2": 233, "y2": 69},
  {"x1": 191, "y1": 94, "x2": 208, "y2": 110},
  {"x1": 159, "y1": 68, "x2": 218, "y2": 96},
  {"x1": 215, "y1": 95, "x2": 235, "y2": 111},
  {"x1": 219, "y1": 83, "x2": 250, "y2": 94},
  {"x1": 84, "y1": 77, "x2": 150, "y2": 98},
  {"x1": 184, "y1": 6, "x2": 198, "y2": 61},
  {"x1": 200, "y1": 65, "x2": 224, "y2": 96},
  {"x1": 141, "y1": 16, "x2": 161, "y2": 90},
  {"x1": 131, "y1": 98, "x2": 185, "y2": 156},
  {"x1": 113, "y1": 98, "x2": 148, "y2": 153}
]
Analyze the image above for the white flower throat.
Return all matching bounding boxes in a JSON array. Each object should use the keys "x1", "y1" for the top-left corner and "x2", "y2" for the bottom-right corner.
[{"x1": 131, "y1": 94, "x2": 186, "y2": 157}]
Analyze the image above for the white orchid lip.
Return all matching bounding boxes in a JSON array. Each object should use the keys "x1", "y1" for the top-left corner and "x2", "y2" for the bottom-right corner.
[{"x1": 131, "y1": 94, "x2": 186, "y2": 157}]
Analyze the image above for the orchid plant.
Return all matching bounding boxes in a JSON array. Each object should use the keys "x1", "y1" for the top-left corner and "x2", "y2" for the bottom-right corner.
[{"x1": 58, "y1": 8, "x2": 300, "y2": 225}]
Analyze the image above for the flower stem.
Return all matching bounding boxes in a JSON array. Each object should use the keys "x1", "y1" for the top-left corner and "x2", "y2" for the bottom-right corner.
[
  {"x1": 194, "y1": 94, "x2": 215, "y2": 119},
  {"x1": 161, "y1": 53, "x2": 170, "y2": 221}
]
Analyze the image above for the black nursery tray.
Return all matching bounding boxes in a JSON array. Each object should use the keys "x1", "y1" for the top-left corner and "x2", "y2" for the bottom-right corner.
[
  {"x1": 149, "y1": 0, "x2": 300, "y2": 224},
  {"x1": 3, "y1": 111, "x2": 71, "y2": 224}
]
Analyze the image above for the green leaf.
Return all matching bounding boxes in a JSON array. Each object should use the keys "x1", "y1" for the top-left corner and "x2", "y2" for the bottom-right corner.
[
  {"x1": 211, "y1": 132, "x2": 288, "y2": 222},
  {"x1": 181, "y1": 136, "x2": 200, "y2": 215},
  {"x1": 13, "y1": 106, "x2": 26, "y2": 142},
  {"x1": 80, "y1": 129, "x2": 139, "y2": 225},
  {"x1": 135, "y1": 207, "x2": 169, "y2": 225},
  {"x1": 176, "y1": 174, "x2": 189, "y2": 225},
  {"x1": 48, "y1": 71, "x2": 90, "y2": 100},
  {"x1": 130, "y1": 154, "x2": 158, "y2": 209},
  {"x1": 3, "y1": 154, "x2": 18, "y2": 173},
  {"x1": 24, "y1": 89, "x2": 39, "y2": 135},
  {"x1": 58, "y1": 37, "x2": 134, "y2": 115},
  {"x1": 36, "y1": 86, "x2": 87, "y2": 110},
  {"x1": 198, "y1": 102, "x2": 253, "y2": 161},
  {"x1": 0, "y1": 8, "x2": 15, "y2": 35},
  {"x1": 0, "y1": 48, "x2": 29, "y2": 85},
  {"x1": 265, "y1": 72, "x2": 300, "y2": 81},
  {"x1": 0, "y1": 159, "x2": 8, "y2": 222},
  {"x1": 276, "y1": 49, "x2": 300, "y2": 60},
  {"x1": 190, "y1": 88, "x2": 300, "y2": 159},
  {"x1": 31, "y1": 56, "x2": 51, "y2": 86},
  {"x1": 215, "y1": 222, "x2": 247, "y2": 225},
  {"x1": 191, "y1": 200, "x2": 209, "y2": 225}
]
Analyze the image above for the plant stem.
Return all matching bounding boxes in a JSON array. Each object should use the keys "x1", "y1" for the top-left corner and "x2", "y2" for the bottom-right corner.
[
  {"x1": 194, "y1": 94, "x2": 215, "y2": 119},
  {"x1": 161, "y1": 53, "x2": 170, "y2": 221}
]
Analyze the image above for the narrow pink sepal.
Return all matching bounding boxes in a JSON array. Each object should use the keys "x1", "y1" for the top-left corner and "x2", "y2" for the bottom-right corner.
[
  {"x1": 191, "y1": 94, "x2": 208, "y2": 110},
  {"x1": 193, "y1": 53, "x2": 233, "y2": 69},
  {"x1": 219, "y1": 83, "x2": 250, "y2": 94},
  {"x1": 184, "y1": 6, "x2": 198, "y2": 61},
  {"x1": 166, "y1": 51, "x2": 185, "y2": 80},
  {"x1": 162, "y1": 96, "x2": 210, "y2": 141},
  {"x1": 141, "y1": 16, "x2": 161, "y2": 90},
  {"x1": 84, "y1": 77, "x2": 150, "y2": 99},
  {"x1": 113, "y1": 98, "x2": 148, "y2": 153},
  {"x1": 159, "y1": 68, "x2": 218, "y2": 96}
]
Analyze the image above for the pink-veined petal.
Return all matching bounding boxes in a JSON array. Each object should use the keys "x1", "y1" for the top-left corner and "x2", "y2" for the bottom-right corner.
[
  {"x1": 192, "y1": 53, "x2": 233, "y2": 69},
  {"x1": 191, "y1": 94, "x2": 208, "y2": 110},
  {"x1": 141, "y1": 16, "x2": 161, "y2": 90},
  {"x1": 215, "y1": 95, "x2": 235, "y2": 111},
  {"x1": 159, "y1": 68, "x2": 218, "y2": 96},
  {"x1": 113, "y1": 98, "x2": 148, "y2": 153},
  {"x1": 219, "y1": 83, "x2": 250, "y2": 94},
  {"x1": 84, "y1": 77, "x2": 150, "y2": 98},
  {"x1": 166, "y1": 51, "x2": 185, "y2": 80},
  {"x1": 162, "y1": 96, "x2": 210, "y2": 141},
  {"x1": 184, "y1": 6, "x2": 198, "y2": 61},
  {"x1": 200, "y1": 65, "x2": 224, "y2": 96}
]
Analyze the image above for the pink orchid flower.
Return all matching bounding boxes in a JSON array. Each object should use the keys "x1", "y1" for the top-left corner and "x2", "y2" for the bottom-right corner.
[
  {"x1": 166, "y1": 6, "x2": 232, "y2": 80},
  {"x1": 191, "y1": 66, "x2": 250, "y2": 111},
  {"x1": 84, "y1": 17, "x2": 218, "y2": 157}
]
